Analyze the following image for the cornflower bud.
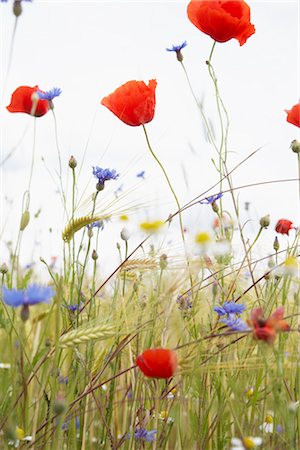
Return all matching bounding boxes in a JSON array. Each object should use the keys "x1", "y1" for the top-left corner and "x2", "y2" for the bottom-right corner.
[{"x1": 68, "y1": 155, "x2": 77, "y2": 169}]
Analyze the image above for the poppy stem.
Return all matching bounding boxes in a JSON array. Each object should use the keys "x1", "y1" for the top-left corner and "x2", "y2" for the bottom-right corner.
[{"x1": 142, "y1": 125, "x2": 193, "y2": 289}]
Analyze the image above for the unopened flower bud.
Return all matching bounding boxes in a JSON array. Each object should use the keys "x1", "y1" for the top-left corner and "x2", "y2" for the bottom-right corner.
[
  {"x1": 159, "y1": 253, "x2": 168, "y2": 270},
  {"x1": 20, "y1": 210, "x2": 30, "y2": 231},
  {"x1": 260, "y1": 214, "x2": 270, "y2": 228},
  {"x1": 116, "y1": 242, "x2": 121, "y2": 251},
  {"x1": 120, "y1": 227, "x2": 130, "y2": 241},
  {"x1": 212, "y1": 281, "x2": 218, "y2": 299},
  {"x1": 0, "y1": 263, "x2": 8, "y2": 274},
  {"x1": 13, "y1": 1, "x2": 22, "y2": 18},
  {"x1": 290, "y1": 140, "x2": 300, "y2": 154},
  {"x1": 87, "y1": 227, "x2": 93, "y2": 238},
  {"x1": 53, "y1": 393, "x2": 66, "y2": 415},
  {"x1": 91, "y1": 249, "x2": 98, "y2": 260},
  {"x1": 68, "y1": 155, "x2": 77, "y2": 169},
  {"x1": 273, "y1": 236, "x2": 280, "y2": 252},
  {"x1": 20, "y1": 305, "x2": 30, "y2": 322}
]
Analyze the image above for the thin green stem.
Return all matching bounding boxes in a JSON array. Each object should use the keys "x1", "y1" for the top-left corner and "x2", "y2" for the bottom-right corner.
[{"x1": 142, "y1": 125, "x2": 193, "y2": 287}]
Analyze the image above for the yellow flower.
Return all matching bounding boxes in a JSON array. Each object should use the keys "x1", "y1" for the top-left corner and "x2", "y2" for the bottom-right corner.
[
  {"x1": 140, "y1": 220, "x2": 164, "y2": 233},
  {"x1": 119, "y1": 214, "x2": 129, "y2": 221},
  {"x1": 15, "y1": 427, "x2": 25, "y2": 440},
  {"x1": 195, "y1": 232, "x2": 212, "y2": 245}
]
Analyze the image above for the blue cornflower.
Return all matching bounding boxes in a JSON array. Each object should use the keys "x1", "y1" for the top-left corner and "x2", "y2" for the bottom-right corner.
[
  {"x1": 37, "y1": 87, "x2": 62, "y2": 101},
  {"x1": 92, "y1": 166, "x2": 119, "y2": 191},
  {"x1": 221, "y1": 314, "x2": 249, "y2": 332},
  {"x1": 2, "y1": 284, "x2": 54, "y2": 307},
  {"x1": 63, "y1": 303, "x2": 83, "y2": 312},
  {"x1": 136, "y1": 170, "x2": 145, "y2": 179},
  {"x1": 130, "y1": 428, "x2": 157, "y2": 442},
  {"x1": 87, "y1": 220, "x2": 104, "y2": 231},
  {"x1": 214, "y1": 301, "x2": 245, "y2": 317},
  {"x1": 199, "y1": 193, "x2": 223, "y2": 205},
  {"x1": 166, "y1": 41, "x2": 187, "y2": 62}
]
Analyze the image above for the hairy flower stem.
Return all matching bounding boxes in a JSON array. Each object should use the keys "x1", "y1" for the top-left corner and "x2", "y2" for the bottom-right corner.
[
  {"x1": 3, "y1": 17, "x2": 18, "y2": 90},
  {"x1": 142, "y1": 125, "x2": 193, "y2": 288}
]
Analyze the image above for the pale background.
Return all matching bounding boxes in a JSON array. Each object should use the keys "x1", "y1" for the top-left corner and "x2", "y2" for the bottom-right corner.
[{"x1": 0, "y1": 0, "x2": 299, "y2": 277}]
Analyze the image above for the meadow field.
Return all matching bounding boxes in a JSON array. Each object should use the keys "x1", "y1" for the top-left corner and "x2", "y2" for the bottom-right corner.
[{"x1": 1, "y1": 1, "x2": 300, "y2": 449}]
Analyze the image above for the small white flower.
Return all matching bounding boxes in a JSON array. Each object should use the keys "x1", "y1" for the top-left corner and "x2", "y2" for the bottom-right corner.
[
  {"x1": 231, "y1": 436, "x2": 262, "y2": 449},
  {"x1": 0, "y1": 363, "x2": 11, "y2": 369},
  {"x1": 259, "y1": 414, "x2": 274, "y2": 433}
]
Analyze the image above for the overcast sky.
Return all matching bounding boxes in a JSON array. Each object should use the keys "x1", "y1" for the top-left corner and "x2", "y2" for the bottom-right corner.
[{"x1": 1, "y1": 1, "x2": 299, "y2": 276}]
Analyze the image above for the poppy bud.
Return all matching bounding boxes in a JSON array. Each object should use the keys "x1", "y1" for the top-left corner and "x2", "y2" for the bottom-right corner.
[
  {"x1": 136, "y1": 348, "x2": 178, "y2": 379},
  {"x1": 53, "y1": 393, "x2": 66, "y2": 415},
  {"x1": 120, "y1": 227, "x2": 130, "y2": 241},
  {"x1": 91, "y1": 249, "x2": 98, "y2": 260},
  {"x1": 68, "y1": 155, "x2": 77, "y2": 169},
  {"x1": 159, "y1": 253, "x2": 168, "y2": 270},
  {"x1": 0, "y1": 263, "x2": 8, "y2": 274},
  {"x1": 20, "y1": 210, "x2": 30, "y2": 231},
  {"x1": 13, "y1": 1, "x2": 22, "y2": 18},
  {"x1": 273, "y1": 236, "x2": 279, "y2": 252},
  {"x1": 259, "y1": 214, "x2": 270, "y2": 229},
  {"x1": 290, "y1": 140, "x2": 300, "y2": 154}
]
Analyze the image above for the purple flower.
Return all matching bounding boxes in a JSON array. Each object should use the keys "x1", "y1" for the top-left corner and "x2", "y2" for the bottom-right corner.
[
  {"x1": 37, "y1": 87, "x2": 62, "y2": 101},
  {"x1": 136, "y1": 170, "x2": 145, "y2": 179},
  {"x1": 2, "y1": 284, "x2": 54, "y2": 307},
  {"x1": 166, "y1": 41, "x2": 187, "y2": 53},
  {"x1": 131, "y1": 428, "x2": 157, "y2": 442},
  {"x1": 214, "y1": 301, "x2": 245, "y2": 317},
  {"x1": 92, "y1": 166, "x2": 119, "y2": 191},
  {"x1": 86, "y1": 220, "x2": 104, "y2": 231},
  {"x1": 221, "y1": 314, "x2": 249, "y2": 331},
  {"x1": 199, "y1": 193, "x2": 223, "y2": 205}
]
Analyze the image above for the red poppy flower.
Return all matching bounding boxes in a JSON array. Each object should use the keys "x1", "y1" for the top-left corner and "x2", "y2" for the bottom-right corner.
[
  {"x1": 6, "y1": 85, "x2": 50, "y2": 117},
  {"x1": 136, "y1": 348, "x2": 178, "y2": 379},
  {"x1": 285, "y1": 101, "x2": 300, "y2": 128},
  {"x1": 187, "y1": 1, "x2": 255, "y2": 46},
  {"x1": 248, "y1": 307, "x2": 290, "y2": 344},
  {"x1": 101, "y1": 80, "x2": 157, "y2": 127},
  {"x1": 275, "y1": 219, "x2": 294, "y2": 235}
]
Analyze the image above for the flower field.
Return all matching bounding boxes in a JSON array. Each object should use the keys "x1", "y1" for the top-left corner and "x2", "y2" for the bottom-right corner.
[{"x1": 0, "y1": 1, "x2": 300, "y2": 449}]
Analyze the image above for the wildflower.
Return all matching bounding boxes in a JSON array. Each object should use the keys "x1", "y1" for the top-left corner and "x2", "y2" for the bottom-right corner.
[
  {"x1": 7, "y1": 427, "x2": 32, "y2": 448},
  {"x1": 119, "y1": 214, "x2": 129, "y2": 221},
  {"x1": 2, "y1": 284, "x2": 55, "y2": 321},
  {"x1": 0, "y1": 362, "x2": 11, "y2": 369},
  {"x1": 231, "y1": 436, "x2": 262, "y2": 449},
  {"x1": 187, "y1": 1, "x2": 255, "y2": 46},
  {"x1": 6, "y1": 85, "x2": 57, "y2": 117},
  {"x1": 177, "y1": 292, "x2": 192, "y2": 317},
  {"x1": 245, "y1": 387, "x2": 254, "y2": 399},
  {"x1": 101, "y1": 79, "x2": 157, "y2": 126},
  {"x1": 214, "y1": 301, "x2": 245, "y2": 316},
  {"x1": 136, "y1": 348, "x2": 178, "y2": 379},
  {"x1": 166, "y1": 40, "x2": 187, "y2": 62},
  {"x1": 275, "y1": 219, "x2": 294, "y2": 235},
  {"x1": 92, "y1": 166, "x2": 119, "y2": 191},
  {"x1": 259, "y1": 414, "x2": 274, "y2": 433},
  {"x1": 140, "y1": 220, "x2": 164, "y2": 233},
  {"x1": 221, "y1": 314, "x2": 249, "y2": 332},
  {"x1": 199, "y1": 193, "x2": 223, "y2": 205},
  {"x1": 280, "y1": 256, "x2": 299, "y2": 277},
  {"x1": 63, "y1": 303, "x2": 82, "y2": 312},
  {"x1": 195, "y1": 231, "x2": 212, "y2": 245},
  {"x1": 136, "y1": 170, "x2": 146, "y2": 179},
  {"x1": 37, "y1": 87, "x2": 62, "y2": 101},
  {"x1": 129, "y1": 428, "x2": 157, "y2": 442},
  {"x1": 86, "y1": 220, "x2": 104, "y2": 230},
  {"x1": 158, "y1": 410, "x2": 174, "y2": 424},
  {"x1": 285, "y1": 101, "x2": 300, "y2": 128},
  {"x1": 248, "y1": 307, "x2": 290, "y2": 344}
]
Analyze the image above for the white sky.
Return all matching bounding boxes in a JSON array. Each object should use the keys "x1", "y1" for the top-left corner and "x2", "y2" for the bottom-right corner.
[{"x1": 0, "y1": 1, "x2": 300, "y2": 276}]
